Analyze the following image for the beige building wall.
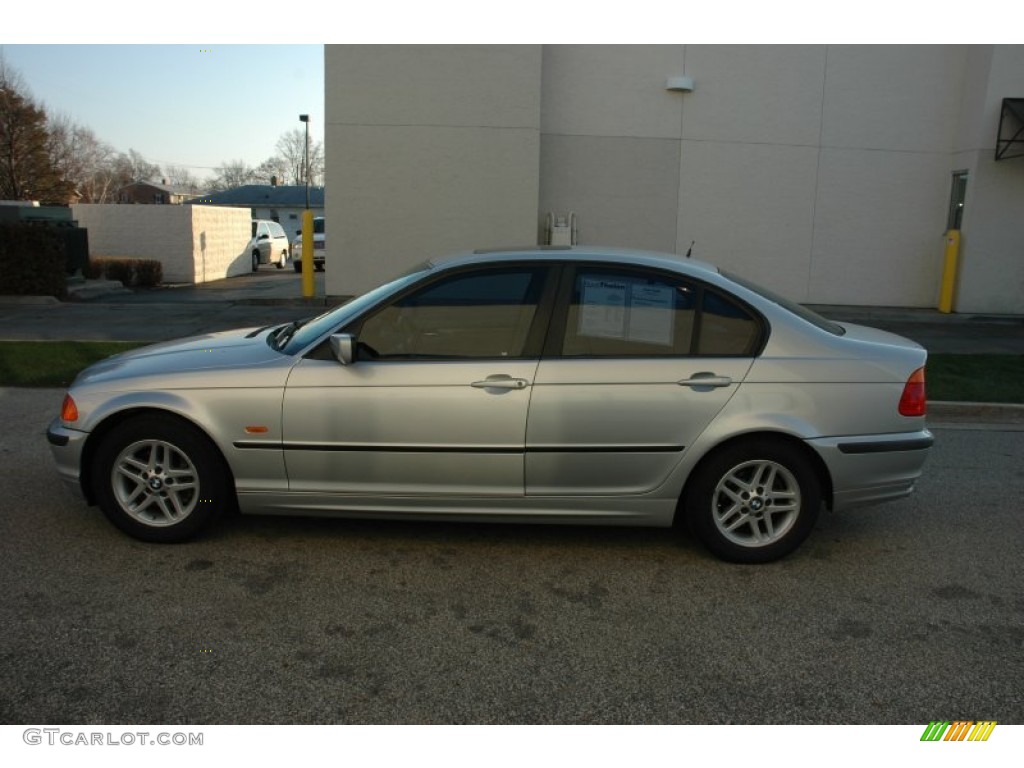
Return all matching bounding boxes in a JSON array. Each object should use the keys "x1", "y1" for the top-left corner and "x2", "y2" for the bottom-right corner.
[
  {"x1": 324, "y1": 45, "x2": 1024, "y2": 311},
  {"x1": 72, "y1": 204, "x2": 252, "y2": 283},
  {"x1": 541, "y1": 45, "x2": 971, "y2": 306},
  {"x1": 324, "y1": 45, "x2": 542, "y2": 296},
  {"x1": 951, "y1": 45, "x2": 1024, "y2": 313}
]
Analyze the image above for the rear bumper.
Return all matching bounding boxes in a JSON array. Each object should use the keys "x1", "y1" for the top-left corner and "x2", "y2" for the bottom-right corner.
[{"x1": 809, "y1": 429, "x2": 934, "y2": 510}]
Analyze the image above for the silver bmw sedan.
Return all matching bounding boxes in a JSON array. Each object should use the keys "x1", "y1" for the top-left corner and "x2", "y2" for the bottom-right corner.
[{"x1": 47, "y1": 247, "x2": 933, "y2": 563}]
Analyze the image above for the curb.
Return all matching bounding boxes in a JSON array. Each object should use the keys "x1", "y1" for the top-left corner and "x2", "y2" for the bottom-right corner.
[
  {"x1": 235, "y1": 295, "x2": 352, "y2": 307},
  {"x1": 0, "y1": 295, "x2": 61, "y2": 306},
  {"x1": 929, "y1": 401, "x2": 1024, "y2": 425},
  {"x1": 810, "y1": 305, "x2": 1024, "y2": 326}
]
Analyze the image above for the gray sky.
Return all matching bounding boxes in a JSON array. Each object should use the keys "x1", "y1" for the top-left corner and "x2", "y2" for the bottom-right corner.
[{"x1": 1, "y1": 44, "x2": 324, "y2": 181}]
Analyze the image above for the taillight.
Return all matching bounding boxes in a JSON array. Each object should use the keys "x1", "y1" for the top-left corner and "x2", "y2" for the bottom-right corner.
[
  {"x1": 61, "y1": 394, "x2": 79, "y2": 422},
  {"x1": 898, "y1": 367, "x2": 926, "y2": 417}
]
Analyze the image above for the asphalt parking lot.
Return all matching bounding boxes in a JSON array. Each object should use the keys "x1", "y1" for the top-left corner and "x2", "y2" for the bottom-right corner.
[{"x1": 1, "y1": 388, "x2": 1021, "y2": 724}]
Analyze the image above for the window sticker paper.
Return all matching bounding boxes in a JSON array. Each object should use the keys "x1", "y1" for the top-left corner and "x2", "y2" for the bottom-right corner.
[
  {"x1": 579, "y1": 278, "x2": 628, "y2": 339},
  {"x1": 628, "y1": 283, "x2": 674, "y2": 346}
]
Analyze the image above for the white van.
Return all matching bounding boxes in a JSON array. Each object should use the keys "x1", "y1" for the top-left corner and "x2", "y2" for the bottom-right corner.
[{"x1": 250, "y1": 220, "x2": 290, "y2": 271}]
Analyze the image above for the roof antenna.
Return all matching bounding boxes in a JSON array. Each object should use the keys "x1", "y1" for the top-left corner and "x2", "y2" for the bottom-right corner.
[{"x1": 685, "y1": 240, "x2": 694, "y2": 258}]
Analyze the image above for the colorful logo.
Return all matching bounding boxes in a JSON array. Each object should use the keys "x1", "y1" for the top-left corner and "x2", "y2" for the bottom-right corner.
[{"x1": 920, "y1": 721, "x2": 997, "y2": 741}]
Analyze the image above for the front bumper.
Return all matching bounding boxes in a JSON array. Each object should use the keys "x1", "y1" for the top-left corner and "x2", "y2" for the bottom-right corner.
[
  {"x1": 809, "y1": 429, "x2": 934, "y2": 510},
  {"x1": 47, "y1": 418, "x2": 89, "y2": 500}
]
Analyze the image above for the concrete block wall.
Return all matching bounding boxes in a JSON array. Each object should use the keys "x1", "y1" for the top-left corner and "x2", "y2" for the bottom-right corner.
[
  {"x1": 72, "y1": 205, "x2": 252, "y2": 283},
  {"x1": 188, "y1": 206, "x2": 253, "y2": 283}
]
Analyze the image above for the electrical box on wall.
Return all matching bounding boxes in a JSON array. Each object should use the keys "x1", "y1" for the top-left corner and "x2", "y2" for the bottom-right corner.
[{"x1": 545, "y1": 212, "x2": 578, "y2": 246}]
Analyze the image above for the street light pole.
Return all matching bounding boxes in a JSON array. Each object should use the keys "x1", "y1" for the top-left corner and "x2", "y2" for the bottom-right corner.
[
  {"x1": 300, "y1": 114, "x2": 310, "y2": 209},
  {"x1": 298, "y1": 114, "x2": 313, "y2": 298}
]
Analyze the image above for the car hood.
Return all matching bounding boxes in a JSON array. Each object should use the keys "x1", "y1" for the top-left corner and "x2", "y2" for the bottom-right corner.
[{"x1": 73, "y1": 326, "x2": 286, "y2": 387}]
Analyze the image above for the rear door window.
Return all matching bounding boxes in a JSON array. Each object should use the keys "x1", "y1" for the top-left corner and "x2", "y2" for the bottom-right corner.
[
  {"x1": 553, "y1": 265, "x2": 763, "y2": 358},
  {"x1": 560, "y1": 269, "x2": 697, "y2": 356}
]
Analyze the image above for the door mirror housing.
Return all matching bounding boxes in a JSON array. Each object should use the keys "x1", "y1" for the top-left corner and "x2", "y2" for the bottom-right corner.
[{"x1": 329, "y1": 333, "x2": 356, "y2": 365}]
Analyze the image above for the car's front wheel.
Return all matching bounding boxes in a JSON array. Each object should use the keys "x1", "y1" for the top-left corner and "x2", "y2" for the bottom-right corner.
[
  {"x1": 251, "y1": 251, "x2": 260, "y2": 272},
  {"x1": 684, "y1": 439, "x2": 821, "y2": 563},
  {"x1": 92, "y1": 414, "x2": 232, "y2": 543}
]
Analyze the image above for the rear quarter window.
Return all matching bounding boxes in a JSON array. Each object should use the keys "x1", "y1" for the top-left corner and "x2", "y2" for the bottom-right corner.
[{"x1": 697, "y1": 290, "x2": 761, "y2": 356}]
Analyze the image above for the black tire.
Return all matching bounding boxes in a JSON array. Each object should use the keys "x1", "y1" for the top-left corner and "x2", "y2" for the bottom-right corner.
[
  {"x1": 92, "y1": 414, "x2": 233, "y2": 543},
  {"x1": 251, "y1": 251, "x2": 260, "y2": 272},
  {"x1": 276, "y1": 250, "x2": 287, "y2": 269},
  {"x1": 684, "y1": 439, "x2": 821, "y2": 563},
  {"x1": 293, "y1": 261, "x2": 302, "y2": 273}
]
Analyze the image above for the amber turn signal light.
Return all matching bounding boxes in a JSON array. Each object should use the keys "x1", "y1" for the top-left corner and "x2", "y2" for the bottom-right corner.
[{"x1": 61, "y1": 394, "x2": 79, "y2": 422}]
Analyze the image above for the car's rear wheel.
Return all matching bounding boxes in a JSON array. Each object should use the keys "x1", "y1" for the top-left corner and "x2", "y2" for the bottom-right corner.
[
  {"x1": 92, "y1": 415, "x2": 232, "y2": 543},
  {"x1": 276, "y1": 250, "x2": 287, "y2": 269},
  {"x1": 251, "y1": 251, "x2": 260, "y2": 272},
  {"x1": 293, "y1": 260, "x2": 302, "y2": 273},
  {"x1": 685, "y1": 439, "x2": 821, "y2": 563}
]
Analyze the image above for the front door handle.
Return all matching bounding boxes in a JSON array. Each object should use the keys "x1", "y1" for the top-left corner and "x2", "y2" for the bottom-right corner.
[
  {"x1": 677, "y1": 372, "x2": 733, "y2": 389},
  {"x1": 471, "y1": 375, "x2": 529, "y2": 390}
]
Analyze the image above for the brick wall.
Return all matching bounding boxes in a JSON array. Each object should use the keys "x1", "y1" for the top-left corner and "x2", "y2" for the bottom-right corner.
[{"x1": 71, "y1": 205, "x2": 252, "y2": 283}]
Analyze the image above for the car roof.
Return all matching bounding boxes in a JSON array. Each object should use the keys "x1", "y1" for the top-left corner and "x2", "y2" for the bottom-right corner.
[{"x1": 428, "y1": 246, "x2": 721, "y2": 276}]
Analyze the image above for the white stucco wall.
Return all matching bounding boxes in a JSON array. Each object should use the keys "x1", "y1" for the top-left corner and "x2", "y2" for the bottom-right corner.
[
  {"x1": 71, "y1": 205, "x2": 253, "y2": 283},
  {"x1": 541, "y1": 45, "x2": 974, "y2": 306},
  {"x1": 324, "y1": 44, "x2": 1024, "y2": 311},
  {"x1": 325, "y1": 45, "x2": 542, "y2": 296},
  {"x1": 950, "y1": 45, "x2": 1024, "y2": 314}
]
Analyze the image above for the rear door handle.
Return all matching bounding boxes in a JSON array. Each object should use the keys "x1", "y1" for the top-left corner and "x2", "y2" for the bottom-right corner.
[
  {"x1": 677, "y1": 373, "x2": 733, "y2": 388},
  {"x1": 471, "y1": 375, "x2": 529, "y2": 390}
]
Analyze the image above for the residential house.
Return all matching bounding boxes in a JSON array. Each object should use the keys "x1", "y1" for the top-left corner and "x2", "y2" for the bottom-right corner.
[
  {"x1": 190, "y1": 185, "x2": 325, "y2": 237},
  {"x1": 117, "y1": 180, "x2": 198, "y2": 205}
]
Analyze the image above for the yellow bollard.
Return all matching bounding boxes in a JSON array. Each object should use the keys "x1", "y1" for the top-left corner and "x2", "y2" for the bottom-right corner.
[
  {"x1": 301, "y1": 210, "x2": 314, "y2": 299},
  {"x1": 938, "y1": 229, "x2": 960, "y2": 314}
]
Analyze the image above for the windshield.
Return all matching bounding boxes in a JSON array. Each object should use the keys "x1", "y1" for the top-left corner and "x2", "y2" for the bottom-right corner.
[
  {"x1": 723, "y1": 271, "x2": 846, "y2": 336},
  {"x1": 273, "y1": 263, "x2": 433, "y2": 354}
]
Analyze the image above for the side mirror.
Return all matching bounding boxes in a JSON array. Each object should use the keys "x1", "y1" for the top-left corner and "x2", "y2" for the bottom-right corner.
[
  {"x1": 329, "y1": 333, "x2": 356, "y2": 365},
  {"x1": 258, "y1": 233, "x2": 269, "y2": 241}
]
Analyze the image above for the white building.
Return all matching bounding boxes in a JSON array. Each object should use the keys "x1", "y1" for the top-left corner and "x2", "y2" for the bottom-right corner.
[{"x1": 324, "y1": 45, "x2": 1024, "y2": 313}]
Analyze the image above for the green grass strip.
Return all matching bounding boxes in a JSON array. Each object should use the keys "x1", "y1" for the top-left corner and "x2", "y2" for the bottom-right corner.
[
  {"x1": 0, "y1": 341, "x2": 149, "y2": 388},
  {"x1": 926, "y1": 353, "x2": 1024, "y2": 404}
]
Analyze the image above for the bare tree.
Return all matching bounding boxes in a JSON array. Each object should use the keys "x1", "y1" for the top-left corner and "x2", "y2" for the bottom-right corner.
[
  {"x1": 116, "y1": 148, "x2": 161, "y2": 184},
  {"x1": 164, "y1": 164, "x2": 203, "y2": 194},
  {"x1": 46, "y1": 112, "x2": 124, "y2": 202},
  {"x1": 254, "y1": 155, "x2": 290, "y2": 186},
  {"x1": 72, "y1": 131, "x2": 120, "y2": 203},
  {"x1": 274, "y1": 128, "x2": 324, "y2": 186},
  {"x1": 209, "y1": 159, "x2": 256, "y2": 191}
]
